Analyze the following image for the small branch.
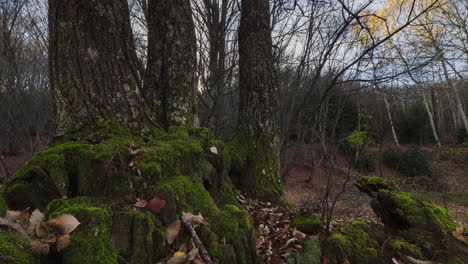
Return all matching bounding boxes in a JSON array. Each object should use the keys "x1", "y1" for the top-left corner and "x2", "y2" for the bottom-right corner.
[
  {"x1": 183, "y1": 221, "x2": 213, "y2": 264},
  {"x1": 0, "y1": 217, "x2": 32, "y2": 241}
]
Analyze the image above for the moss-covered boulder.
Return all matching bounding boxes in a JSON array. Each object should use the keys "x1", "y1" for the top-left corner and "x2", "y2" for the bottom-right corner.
[{"x1": 1, "y1": 125, "x2": 260, "y2": 264}]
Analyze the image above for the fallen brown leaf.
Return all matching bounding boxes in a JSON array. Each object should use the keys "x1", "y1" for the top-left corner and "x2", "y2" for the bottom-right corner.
[{"x1": 166, "y1": 220, "x2": 182, "y2": 245}]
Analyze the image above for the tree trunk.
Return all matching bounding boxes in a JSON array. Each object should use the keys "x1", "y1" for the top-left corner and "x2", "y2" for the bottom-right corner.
[
  {"x1": 145, "y1": 0, "x2": 197, "y2": 128},
  {"x1": 49, "y1": 0, "x2": 155, "y2": 135},
  {"x1": 236, "y1": 0, "x2": 282, "y2": 201},
  {"x1": 422, "y1": 88, "x2": 442, "y2": 149},
  {"x1": 383, "y1": 94, "x2": 400, "y2": 149},
  {"x1": 440, "y1": 59, "x2": 468, "y2": 136}
]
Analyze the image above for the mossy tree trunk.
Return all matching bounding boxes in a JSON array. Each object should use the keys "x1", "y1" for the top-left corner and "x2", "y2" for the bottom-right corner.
[
  {"x1": 144, "y1": 0, "x2": 197, "y2": 128},
  {"x1": 236, "y1": 0, "x2": 282, "y2": 201},
  {"x1": 49, "y1": 0, "x2": 155, "y2": 135}
]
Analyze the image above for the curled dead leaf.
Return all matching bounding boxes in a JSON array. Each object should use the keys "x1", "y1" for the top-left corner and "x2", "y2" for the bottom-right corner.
[
  {"x1": 6, "y1": 210, "x2": 30, "y2": 230},
  {"x1": 133, "y1": 199, "x2": 148, "y2": 208},
  {"x1": 192, "y1": 257, "x2": 205, "y2": 264},
  {"x1": 31, "y1": 240, "x2": 50, "y2": 255},
  {"x1": 166, "y1": 220, "x2": 182, "y2": 245},
  {"x1": 187, "y1": 248, "x2": 199, "y2": 261},
  {"x1": 209, "y1": 146, "x2": 218, "y2": 155},
  {"x1": 167, "y1": 252, "x2": 187, "y2": 264},
  {"x1": 52, "y1": 214, "x2": 80, "y2": 235},
  {"x1": 55, "y1": 234, "x2": 71, "y2": 251},
  {"x1": 28, "y1": 209, "x2": 45, "y2": 235},
  {"x1": 181, "y1": 212, "x2": 207, "y2": 227},
  {"x1": 5, "y1": 210, "x2": 23, "y2": 222},
  {"x1": 292, "y1": 228, "x2": 306, "y2": 240},
  {"x1": 35, "y1": 222, "x2": 51, "y2": 238}
]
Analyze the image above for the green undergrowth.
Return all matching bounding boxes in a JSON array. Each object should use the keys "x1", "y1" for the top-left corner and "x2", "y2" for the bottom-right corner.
[{"x1": 0, "y1": 229, "x2": 43, "y2": 264}]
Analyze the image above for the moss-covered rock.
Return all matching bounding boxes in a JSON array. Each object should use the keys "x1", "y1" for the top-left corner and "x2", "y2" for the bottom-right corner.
[
  {"x1": 286, "y1": 240, "x2": 321, "y2": 264},
  {"x1": 354, "y1": 177, "x2": 468, "y2": 263},
  {"x1": 0, "y1": 229, "x2": 42, "y2": 264},
  {"x1": 2, "y1": 126, "x2": 261, "y2": 264},
  {"x1": 292, "y1": 215, "x2": 323, "y2": 235}
]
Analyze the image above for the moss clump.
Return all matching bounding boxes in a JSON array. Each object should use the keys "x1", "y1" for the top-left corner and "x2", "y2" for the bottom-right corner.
[
  {"x1": 45, "y1": 197, "x2": 118, "y2": 264},
  {"x1": 374, "y1": 189, "x2": 456, "y2": 232},
  {"x1": 292, "y1": 215, "x2": 323, "y2": 235},
  {"x1": 388, "y1": 238, "x2": 424, "y2": 259},
  {"x1": 286, "y1": 240, "x2": 321, "y2": 264},
  {"x1": 153, "y1": 176, "x2": 257, "y2": 263},
  {"x1": 154, "y1": 176, "x2": 219, "y2": 224},
  {"x1": 359, "y1": 176, "x2": 400, "y2": 192},
  {"x1": 224, "y1": 134, "x2": 283, "y2": 202},
  {"x1": 355, "y1": 177, "x2": 468, "y2": 262},
  {"x1": 0, "y1": 229, "x2": 42, "y2": 264},
  {"x1": 213, "y1": 205, "x2": 258, "y2": 264},
  {"x1": 128, "y1": 211, "x2": 165, "y2": 264},
  {"x1": 326, "y1": 221, "x2": 381, "y2": 264}
]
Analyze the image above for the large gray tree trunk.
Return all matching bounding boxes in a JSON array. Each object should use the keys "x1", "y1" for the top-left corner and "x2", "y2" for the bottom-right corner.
[
  {"x1": 49, "y1": 0, "x2": 155, "y2": 135},
  {"x1": 236, "y1": 0, "x2": 282, "y2": 201},
  {"x1": 145, "y1": 0, "x2": 197, "y2": 128}
]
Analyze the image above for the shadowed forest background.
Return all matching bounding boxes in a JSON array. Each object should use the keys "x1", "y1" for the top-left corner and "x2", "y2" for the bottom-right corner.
[{"x1": 0, "y1": 0, "x2": 467, "y2": 264}]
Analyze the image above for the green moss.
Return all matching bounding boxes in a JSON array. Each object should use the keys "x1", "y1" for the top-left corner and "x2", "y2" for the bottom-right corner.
[
  {"x1": 213, "y1": 205, "x2": 257, "y2": 264},
  {"x1": 292, "y1": 215, "x2": 323, "y2": 235},
  {"x1": 0, "y1": 229, "x2": 42, "y2": 264},
  {"x1": 155, "y1": 176, "x2": 219, "y2": 224},
  {"x1": 225, "y1": 134, "x2": 283, "y2": 202},
  {"x1": 388, "y1": 238, "x2": 424, "y2": 259},
  {"x1": 377, "y1": 190, "x2": 456, "y2": 232},
  {"x1": 168, "y1": 126, "x2": 189, "y2": 138},
  {"x1": 139, "y1": 139, "x2": 203, "y2": 179},
  {"x1": 129, "y1": 211, "x2": 165, "y2": 264},
  {"x1": 46, "y1": 197, "x2": 118, "y2": 264},
  {"x1": 327, "y1": 221, "x2": 380, "y2": 264},
  {"x1": 286, "y1": 240, "x2": 321, "y2": 264},
  {"x1": 361, "y1": 177, "x2": 400, "y2": 192}
]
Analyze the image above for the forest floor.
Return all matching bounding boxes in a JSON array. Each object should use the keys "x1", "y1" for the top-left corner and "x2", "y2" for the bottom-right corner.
[
  {"x1": 283, "y1": 143, "x2": 468, "y2": 229},
  {"x1": 1, "y1": 141, "x2": 467, "y2": 263}
]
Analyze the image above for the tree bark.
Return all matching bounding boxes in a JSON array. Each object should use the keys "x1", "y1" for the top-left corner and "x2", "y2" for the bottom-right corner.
[
  {"x1": 236, "y1": 0, "x2": 282, "y2": 201},
  {"x1": 49, "y1": 0, "x2": 155, "y2": 135},
  {"x1": 145, "y1": 0, "x2": 197, "y2": 128}
]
